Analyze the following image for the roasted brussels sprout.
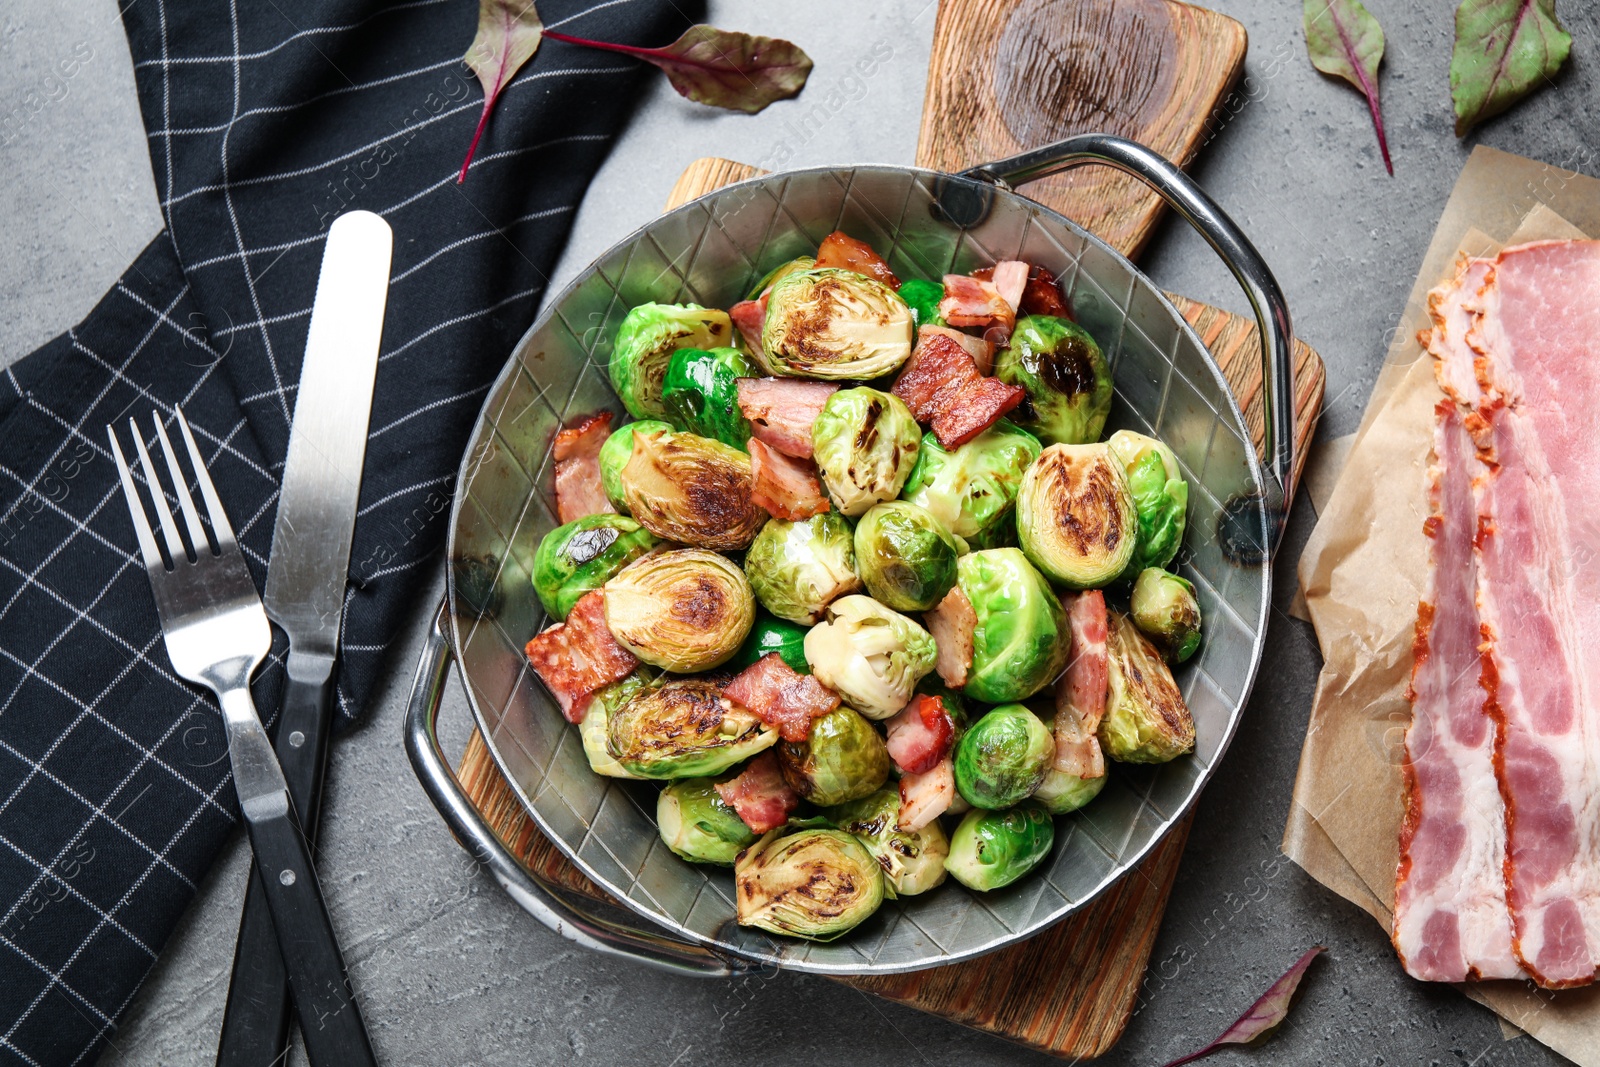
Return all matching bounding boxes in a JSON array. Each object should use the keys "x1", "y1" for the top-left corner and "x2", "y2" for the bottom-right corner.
[
  {"x1": 598, "y1": 419, "x2": 674, "y2": 512},
  {"x1": 610, "y1": 303, "x2": 734, "y2": 420},
  {"x1": 826, "y1": 788, "x2": 949, "y2": 896},
  {"x1": 954, "y1": 549, "x2": 1071, "y2": 704},
  {"x1": 744, "y1": 512, "x2": 862, "y2": 625},
  {"x1": 953, "y1": 704, "x2": 1055, "y2": 810},
  {"x1": 1130, "y1": 567, "x2": 1202, "y2": 663},
  {"x1": 900, "y1": 421, "x2": 1041, "y2": 541},
  {"x1": 580, "y1": 674, "x2": 648, "y2": 779},
  {"x1": 728, "y1": 613, "x2": 811, "y2": 674},
  {"x1": 747, "y1": 255, "x2": 816, "y2": 301},
  {"x1": 811, "y1": 387, "x2": 921, "y2": 517},
  {"x1": 531, "y1": 514, "x2": 660, "y2": 621},
  {"x1": 944, "y1": 803, "x2": 1055, "y2": 892},
  {"x1": 1107, "y1": 430, "x2": 1189, "y2": 576},
  {"x1": 966, "y1": 508, "x2": 1017, "y2": 551},
  {"x1": 995, "y1": 314, "x2": 1112, "y2": 446},
  {"x1": 777, "y1": 705, "x2": 891, "y2": 806},
  {"x1": 603, "y1": 549, "x2": 755, "y2": 672},
  {"x1": 607, "y1": 678, "x2": 776, "y2": 778},
  {"x1": 896, "y1": 278, "x2": 946, "y2": 329},
  {"x1": 853, "y1": 502, "x2": 959, "y2": 613},
  {"x1": 661, "y1": 346, "x2": 756, "y2": 449},
  {"x1": 736, "y1": 826, "x2": 885, "y2": 940},
  {"x1": 620, "y1": 428, "x2": 766, "y2": 550},
  {"x1": 1033, "y1": 768, "x2": 1106, "y2": 815},
  {"x1": 804, "y1": 595, "x2": 937, "y2": 719},
  {"x1": 1100, "y1": 611, "x2": 1195, "y2": 763},
  {"x1": 657, "y1": 777, "x2": 757, "y2": 865},
  {"x1": 761, "y1": 268, "x2": 914, "y2": 380},
  {"x1": 1016, "y1": 443, "x2": 1136, "y2": 588}
]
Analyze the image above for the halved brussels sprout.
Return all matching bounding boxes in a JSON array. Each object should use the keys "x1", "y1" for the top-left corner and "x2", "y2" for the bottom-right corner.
[
  {"x1": 1100, "y1": 611, "x2": 1195, "y2": 763},
  {"x1": 777, "y1": 705, "x2": 890, "y2": 807},
  {"x1": 1130, "y1": 567, "x2": 1202, "y2": 663},
  {"x1": 532, "y1": 514, "x2": 660, "y2": 621},
  {"x1": 954, "y1": 548, "x2": 1071, "y2": 704},
  {"x1": 1016, "y1": 443, "x2": 1136, "y2": 588},
  {"x1": 610, "y1": 303, "x2": 734, "y2": 420},
  {"x1": 728, "y1": 613, "x2": 811, "y2": 674},
  {"x1": 747, "y1": 255, "x2": 816, "y2": 301},
  {"x1": 744, "y1": 512, "x2": 862, "y2": 625},
  {"x1": 1033, "y1": 768, "x2": 1106, "y2": 815},
  {"x1": 826, "y1": 788, "x2": 949, "y2": 896},
  {"x1": 953, "y1": 704, "x2": 1055, "y2": 810},
  {"x1": 966, "y1": 508, "x2": 1018, "y2": 551},
  {"x1": 735, "y1": 826, "x2": 885, "y2": 940},
  {"x1": 896, "y1": 278, "x2": 946, "y2": 329},
  {"x1": 853, "y1": 502, "x2": 959, "y2": 613},
  {"x1": 657, "y1": 777, "x2": 757, "y2": 865},
  {"x1": 995, "y1": 314, "x2": 1112, "y2": 446},
  {"x1": 944, "y1": 803, "x2": 1055, "y2": 892},
  {"x1": 598, "y1": 419, "x2": 674, "y2": 513},
  {"x1": 761, "y1": 268, "x2": 914, "y2": 380},
  {"x1": 900, "y1": 421, "x2": 1042, "y2": 541},
  {"x1": 1106, "y1": 430, "x2": 1189, "y2": 577},
  {"x1": 580, "y1": 674, "x2": 648, "y2": 779},
  {"x1": 620, "y1": 428, "x2": 766, "y2": 550},
  {"x1": 607, "y1": 678, "x2": 776, "y2": 778},
  {"x1": 804, "y1": 595, "x2": 937, "y2": 719},
  {"x1": 603, "y1": 549, "x2": 755, "y2": 672},
  {"x1": 661, "y1": 346, "x2": 756, "y2": 449},
  {"x1": 811, "y1": 387, "x2": 921, "y2": 517}
]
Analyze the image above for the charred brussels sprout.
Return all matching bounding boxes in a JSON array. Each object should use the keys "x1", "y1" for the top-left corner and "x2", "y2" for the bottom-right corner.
[
  {"x1": 995, "y1": 315, "x2": 1112, "y2": 446},
  {"x1": 811, "y1": 387, "x2": 921, "y2": 517},
  {"x1": 826, "y1": 788, "x2": 949, "y2": 896},
  {"x1": 896, "y1": 278, "x2": 946, "y2": 329},
  {"x1": 900, "y1": 421, "x2": 1041, "y2": 541},
  {"x1": 761, "y1": 268, "x2": 914, "y2": 380},
  {"x1": 953, "y1": 704, "x2": 1055, "y2": 810},
  {"x1": 607, "y1": 678, "x2": 776, "y2": 778},
  {"x1": 944, "y1": 803, "x2": 1055, "y2": 891},
  {"x1": 777, "y1": 706, "x2": 890, "y2": 807},
  {"x1": 746, "y1": 255, "x2": 816, "y2": 301},
  {"x1": 1100, "y1": 611, "x2": 1195, "y2": 763},
  {"x1": 532, "y1": 514, "x2": 659, "y2": 621},
  {"x1": 804, "y1": 595, "x2": 937, "y2": 719},
  {"x1": 620, "y1": 428, "x2": 767, "y2": 550},
  {"x1": 580, "y1": 674, "x2": 649, "y2": 779},
  {"x1": 603, "y1": 549, "x2": 755, "y2": 672},
  {"x1": 853, "y1": 502, "x2": 958, "y2": 613},
  {"x1": 598, "y1": 419, "x2": 674, "y2": 513},
  {"x1": 610, "y1": 303, "x2": 733, "y2": 420},
  {"x1": 1033, "y1": 768, "x2": 1106, "y2": 815},
  {"x1": 657, "y1": 777, "x2": 756, "y2": 865},
  {"x1": 1107, "y1": 430, "x2": 1189, "y2": 576},
  {"x1": 954, "y1": 549, "x2": 1071, "y2": 704},
  {"x1": 728, "y1": 613, "x2": 811, "y2": 674},
  {"x1": 744, "y1": 512, "x2": 862, "y2": 625},
  {"x1": 1130, "y1": 567, "x2": 1202, "y2": 663},
  {"x1": 735, "y1": 827, "x2": 885, "y2": 940},
  {"x1": 1016, "y1": 443, "x2": 1136, "y2": 588},
  {"x1": 661, "y1": 346, "x2": 756, "y2": 449}
]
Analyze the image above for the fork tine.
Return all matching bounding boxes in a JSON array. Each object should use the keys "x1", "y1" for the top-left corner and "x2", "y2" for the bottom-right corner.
[
  {"x1": 152, "y1": 415, "x2": 210, "y2": 556},
  {"x1": 129, "y1": 416, "x2": 188, "y2": 564},
  {"x1": 172, "y1": 407, "x2": 238, "y2": 549},
  {"x1": 107, "y1": 425, "x2": 167, "y2": 574}
]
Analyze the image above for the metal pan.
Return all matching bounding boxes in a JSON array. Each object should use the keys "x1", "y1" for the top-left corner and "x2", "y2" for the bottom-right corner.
[{"x1": 406, "y1": 133, "x2": 1293, "y2": 977}]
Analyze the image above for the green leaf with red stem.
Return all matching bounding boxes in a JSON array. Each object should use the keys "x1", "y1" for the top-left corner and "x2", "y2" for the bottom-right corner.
[
  {"x1": 1158, "y1": 946, "x2": 1326, "y2": 1067},
  {"x1": 1304, "y1": 0, "x2": 1393, "y2": 175},
  {"x1": 1451, "y1": 0, "x2": 1572, "y2": 136},
  {"x1": 460, "y1": 0, "x2": 544, "y2": 184}
]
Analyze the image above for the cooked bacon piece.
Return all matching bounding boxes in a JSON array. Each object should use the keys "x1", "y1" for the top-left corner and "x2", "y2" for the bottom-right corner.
[
  {"x1": 990, "y1": 261, "x2": 1028, "y2": 315},
  {"x1": 723, "y1": 653, "x2": 840, "y2": 743},
  {"x1": 933, "y1": 377, "x2": 1025, "y2": 448},
  {"x1": 1020, "y1": 264, "x2": 1071, "y2": 318},
  {"x1": 736, "y1": 377, "x2": 838, "y2": 458},
  {"x1": 892, "y1": 331, "x2": 1025, "y2": 449},
  {"x1": 748, "y1": 439, "x2": 830, "y2": 520},
  {"x1": 552, "y1": 411, "x2": 616, "y2": 523},
  {"x1": 814, "y1": 230, "x2": 899, "y2": 288},
  {"x1": 524, "y1": 590, "x2": 637, "y2": 723},
  {"x1": 939, "y1": 274, "x2": 1015, "y2": 334},
  {"x1": 716, "y1": 751, "x2": 800, "y2": 833},
  {"x1": 897, "y1": 757, "x2": 954, "y2": 831},
  {"x1": 1053, "y1": 590, "x2": 1109, "y2": 779},
  {"x1": 885, "y1": 694, "x2": 955, "y2": 775},
  {"x1": 925, "y1": 585, "x2": 975, "y2": 688},
  {"x1": 729, "y1": 298, "x2": 767, "y2": 365},
  {"x1": 919, "y1": 325, "x2": 995, "y2": 375}
]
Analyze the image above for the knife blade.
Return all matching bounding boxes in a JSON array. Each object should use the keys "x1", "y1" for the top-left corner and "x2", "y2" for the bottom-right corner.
[{"x1": 217, "y1": 210, "x2": 392, "y2": 1067}]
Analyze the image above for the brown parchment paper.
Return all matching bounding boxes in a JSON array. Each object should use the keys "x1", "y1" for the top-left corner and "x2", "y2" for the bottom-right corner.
[{"x1": 1286, "y1": 147, "x2": 1600, "y2": 1066}]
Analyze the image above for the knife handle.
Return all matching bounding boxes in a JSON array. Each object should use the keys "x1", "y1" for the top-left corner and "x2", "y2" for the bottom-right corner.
[{"x1": 218, "y1": 664, "x2": 336, "y2": 1067}]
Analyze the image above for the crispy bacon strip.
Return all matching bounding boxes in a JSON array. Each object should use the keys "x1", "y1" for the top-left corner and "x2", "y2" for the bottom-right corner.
[
  {"x1": 748, "y1": 439, "x2": 830, "y2": 520},
  {"x1": 897, "y1": 757, "x2": 954, "y2": 832},
  {"x1": 524, "y1": 590, "x2": 636, "y2": 723},
  {"x1": 919, "y1": 324, "x2": 994, "y2": 375},
  {"x1": 729, "y1": 298, "x2": 767, "y2": 366},
  {"x1": 814, "y1": 230, "x2": 899, "y2": 288},
  {"x1": 723, "y1": 653, "x2": 840, "y2": 743},
  {"x1": 552, "y1": 412, "x2": 615, "y2": 523},
  {"x1": 925, "y1": 585, "x2": 975, "y2": 688},
  {"x1": 736, "y1": 377, "x2": 838, "y2": 458},
  {"x1": 885, "y1": 694, "x2": 955, "y2": 775},
  {"x1": 716, "y1": 751, "x2": 799, "y2": 834},
  {"x1": 939, "y1": 274, "x2": 1015, "y2": 334},
  {"x1": 1020, "y1": 264, "x2": 1071, "y2": 318},
  {"x1": 934, "y1": 377, "x2": 1024, "y2": 448},
  {"x1": 892, "y1": 331, "x2": 1024, "y2": 448},
  {"x1": 1053, "y1": 590, "x2": 1108, "y2": 779}
]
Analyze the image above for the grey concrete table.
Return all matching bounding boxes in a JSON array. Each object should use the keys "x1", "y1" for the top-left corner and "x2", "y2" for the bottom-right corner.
[{"x1": 2, "y1": 1, "x2": 1593, "y2": 1064}]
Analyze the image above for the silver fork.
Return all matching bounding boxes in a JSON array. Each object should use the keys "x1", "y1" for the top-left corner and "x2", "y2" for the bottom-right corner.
[{"x1": 108, "y1": 409, "x2": 377, "y2": 1067}]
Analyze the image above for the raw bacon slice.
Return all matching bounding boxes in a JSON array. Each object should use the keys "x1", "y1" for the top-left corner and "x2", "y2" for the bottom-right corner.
[
  {"x1": 891, "y1": 330, "x2": 1025, "y2": 448},
  {"x1": 897, "y1": 757, "x2": 954, "y2": 832},
  {"x1": 924, "y1": 585, "x2": 975, "y2": 688},
  {"x1": 552, "y1": 411, "x2": 615, "y2": 523},
  {"x1": 723, "y1": 653, "x2": 840, "y2": 743},
  {"x1": 524, "y1": 590, "x2": 637, "y2": 723},
  {"x1": 1053, "y1": 590, "x2": 1109, "y2": 779},
  {"x1": 730, "y1": 298, "x2": 768, "y2": 366},
  {"x1": 920, "y1": 324, "x2": 995, "y2": 375},
  {"x1": 1020, "y1": 264, "x2": 1071, "y2": 318},
  {"x1": 716, "y1": 751, "x2": 799, "y2": 834},
  {"x1": 1393, "y1": 401, "x2": 1522, "y2": 983},
  {"x1": 747, "y1": 439, "x2": 830, "y2": 520},
  {"x1": 736, "y1": 377, "x2": 838, "y2": 458},
  {"x1": 939, "y1": 274, "x2": 1015, "y2": 333},
  {"x1": 885, "y1": 694, "x2": 955, "y2": 775},
  {"x1": 814, "y1": 230, "x2": 899, "y2": 288}
]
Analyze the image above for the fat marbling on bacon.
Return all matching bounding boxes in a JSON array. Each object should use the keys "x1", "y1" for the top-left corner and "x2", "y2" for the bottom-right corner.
[
  {"x1": 891, "y1": 329, "x2": 1025, "y2": 448},
  {"x1": 736, "y1": 377, "x2": 838, "y2": 458},
  {"x1": 716, "y1": 751, "x2": 799, "y2": 834},
  {"x1": 747, "y1": 438, "x2": 830, "y2": 520},
  {"x1": 552, "y1": 411, "x2": 616, "y2": 523},
  {"x1": 885, "y1": 693, "x2": 955, "y2": 775},
  {"x1": 723, "y1": 653, "x2": 840, "y2": 743},
  {"x1": 524, "y1": 590, "x2": 637, "y2": 723},
  {"x1": 1053, "y1": 590, "x2": 1109, "y2": 780}
]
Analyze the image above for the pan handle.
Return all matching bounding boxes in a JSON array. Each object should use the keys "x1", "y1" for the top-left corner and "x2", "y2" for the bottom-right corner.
[
  {"x1": 958, "y1": 132, "x2": 1294, "y2": 556},
  {"x1": 404, "y1": 599, "x2": 766, "y2": 978}
]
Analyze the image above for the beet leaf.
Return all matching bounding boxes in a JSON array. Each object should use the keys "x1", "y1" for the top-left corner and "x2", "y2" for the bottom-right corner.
[
  {"x1": 459, "y1": 0, "x2": 545, "y2": 184},
  {"x1": 1158, "y1": 946, "x2": 1327, "y2": 1067},
  {"x1": 1451, "y1": 0, "x2": 1572, "y2": 136},
  {"x1": 1304, "y1": 0, "x2": 1393, "y2": 174}
]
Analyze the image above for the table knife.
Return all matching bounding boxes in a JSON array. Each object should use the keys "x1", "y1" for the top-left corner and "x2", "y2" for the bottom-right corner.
[{"x1": 216, "y1": 209, "x2": 391, "y2": 1067}]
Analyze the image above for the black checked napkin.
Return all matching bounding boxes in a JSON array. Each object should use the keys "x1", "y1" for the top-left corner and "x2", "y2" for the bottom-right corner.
[{"x1": 0, "y1": 1, "x2": 694, "y2": 1062}]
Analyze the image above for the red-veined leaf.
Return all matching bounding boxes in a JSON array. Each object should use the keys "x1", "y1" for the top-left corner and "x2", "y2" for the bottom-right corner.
[
  {"x1": 1303, "y1": 0, "x2": 1393, "y2": 175},
  {"x1": 542, "y1": 24, "x2": 811, "y2": 114},
  {"x1": 1158, "y1": 946, "x2": 1326, "y2": 1067},
  {"x1": 460, "y1": 0, "x2": 544, "y2": 184},
  {"x1": 1451, "y1": 0, "x2": 1572, "y2": 136}
]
